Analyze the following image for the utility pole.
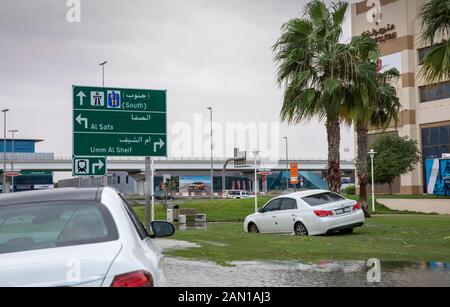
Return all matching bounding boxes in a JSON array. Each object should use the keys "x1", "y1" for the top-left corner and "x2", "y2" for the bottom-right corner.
[
  {"x1": 252, "y1": 150, "x2": 259, "y2": 213},
  {"x1": 369, "y1": 149, "x2": 377, "y2": 213},
  {"x1": 284, "y1": 136, "x2": 289, "y2": 190},
  {"x1": 9, "y1": 129, "x2": 18, "y2": 193},
  {"x1": 1, "y1": 109, "x2": 9, "y2": 193},
  {"x1": 206, "y1": 107, "x2": 214, "y2": 200}
]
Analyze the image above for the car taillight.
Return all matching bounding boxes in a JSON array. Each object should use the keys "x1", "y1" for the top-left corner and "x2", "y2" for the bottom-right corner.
[
  {"x1": 111, "y1": 270, "x2": 154, "y2": 287},
  {"x1": 353, "y1": 203, "x2": 362, "y2": 211},
  {"x1": 314, "y1": 210, "x2": 333, "y2": 217}
]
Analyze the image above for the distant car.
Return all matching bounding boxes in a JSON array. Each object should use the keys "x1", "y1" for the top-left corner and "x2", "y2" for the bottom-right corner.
[
  {"x1": 0, "y1": 187, "x2": 175, "y2": 287},
  {"x1": 244, "y1": 190, "x2": 364, "y2": 236},
  {"x1": 224, "y1": 190, "x2": 254, "y2": 199},
  {"x1": 188, "y1": 182, "x2": 206, "y2": 192},
  {"x1": 154, "y1": 191, "x2": 175, "y2": 201}
]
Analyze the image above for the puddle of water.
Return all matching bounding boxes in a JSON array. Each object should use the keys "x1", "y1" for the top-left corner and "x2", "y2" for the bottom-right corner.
[
  {"x1": 153, "y1": 239, "x2": 450, "y2": 287},
  {"x1": 163, "y1": 258, "x2": 450, "y2": 287},
  {"x1": 153, "y1": 239, "x2": 201, "y2": 251},
  {"x1": 176, "y1": 222, "x2": 208, "y2": 231}
]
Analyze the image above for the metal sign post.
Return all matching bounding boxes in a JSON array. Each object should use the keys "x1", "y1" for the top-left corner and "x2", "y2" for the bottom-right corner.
[{"x1": 145, "y1": 157, "x2": 152, "y2": 231}]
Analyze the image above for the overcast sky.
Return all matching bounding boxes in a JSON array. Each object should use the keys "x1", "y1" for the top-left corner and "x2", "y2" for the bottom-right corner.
[{"x1": 0, "y1": 0, "x2": 356, "y2": 165}]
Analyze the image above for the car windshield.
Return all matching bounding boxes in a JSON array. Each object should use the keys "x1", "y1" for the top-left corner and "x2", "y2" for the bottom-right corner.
[
  {"x1": 301, "y1": 192, "x2": 345, "y2": 207},
  {"x1": 0, "y1": 201, "x2": 118, "y2": 254}
]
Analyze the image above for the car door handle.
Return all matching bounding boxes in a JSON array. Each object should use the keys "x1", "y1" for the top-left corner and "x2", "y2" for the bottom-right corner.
[
  {"x1": 272, "y1": 216, "x2": 276, "y2": 218},
  {"x1": 290, "y1": 214, "x2": 296, "y2": 217}
]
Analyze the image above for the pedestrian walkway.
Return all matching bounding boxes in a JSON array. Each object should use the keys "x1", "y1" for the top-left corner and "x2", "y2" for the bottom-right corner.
[{"x1": 378, "y1": 198, "x2": 450, "y2": 215}]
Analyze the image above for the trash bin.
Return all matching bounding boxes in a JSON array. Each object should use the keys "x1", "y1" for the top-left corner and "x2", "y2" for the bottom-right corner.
[
  {"x1": 167, "y1": 208, "x2": 174, "y2": 223},
  {"x1": 167, "y1": 205, "x2": 179, "y2": 223}
]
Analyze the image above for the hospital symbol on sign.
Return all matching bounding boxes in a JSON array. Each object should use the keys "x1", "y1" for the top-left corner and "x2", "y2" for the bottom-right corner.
[{"x1": 91, "y1": 91, "x2": 105, "y2": 106}]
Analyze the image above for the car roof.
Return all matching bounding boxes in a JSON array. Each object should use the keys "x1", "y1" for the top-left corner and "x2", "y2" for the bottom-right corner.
[
  {"x1": 0, "y1": 188, "x2": 102, "y2": 206},
  {"x1": 276, "y1": 189, "x2": 333, "y2": 199}
]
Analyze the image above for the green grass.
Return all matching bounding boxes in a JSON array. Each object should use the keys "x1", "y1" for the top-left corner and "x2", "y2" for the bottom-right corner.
[
  {"x1": 132, "y1": 195, "x2": 418, "y2": 222},
  {"x1": 164, "y1": 216, "x2": 450, "y2": 265},
  {"x1": 129, "y1": 197, "x2": 450, "y2": 265},
  {"x1": 133, "y1": 197, "x2": 273, "y2": 223}
]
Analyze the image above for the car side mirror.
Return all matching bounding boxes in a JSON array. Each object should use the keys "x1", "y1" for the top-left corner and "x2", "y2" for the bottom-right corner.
[
  {"x1": 150, "y1": 221, "x2": 175, "y2": 238},
  {"x1": 258, "y1": 208, "x2": 264, "y2": 213}
]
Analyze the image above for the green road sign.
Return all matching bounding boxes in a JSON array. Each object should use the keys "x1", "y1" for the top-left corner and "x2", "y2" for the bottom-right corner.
[
  {"x1": 73, "y1": 85, "x2": 167, "y2": 157},
  {"x1": 20, "y1": 170, "x2": 53, "y2": 176},
  {"x1": 73, "y1": 156, "x2": 107, "y2": 177}
]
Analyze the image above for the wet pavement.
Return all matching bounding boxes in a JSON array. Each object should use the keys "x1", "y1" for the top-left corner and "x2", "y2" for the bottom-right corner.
[{"x1": 154, "y1": 239, "x2": 450, "y2": 287}]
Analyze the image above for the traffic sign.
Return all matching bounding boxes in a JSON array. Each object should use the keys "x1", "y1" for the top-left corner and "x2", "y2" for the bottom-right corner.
[
  {"x1": 73, "y1": 85, "x2": 167, "y2": 157},
  {"x1": 72, "y1": 156, "x2": 107, "y2": 177}
]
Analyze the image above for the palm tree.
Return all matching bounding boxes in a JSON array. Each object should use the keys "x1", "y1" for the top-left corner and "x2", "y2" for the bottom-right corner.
[
  {"x1": 419, "y1": 0, "x2": 450, "y2": 83},
  {"x1": 342, "y1": 36, "x2": 400, "y2": 217},
  {"x1": 273, "y1": 0, "x2": 352, "y2": 192}
]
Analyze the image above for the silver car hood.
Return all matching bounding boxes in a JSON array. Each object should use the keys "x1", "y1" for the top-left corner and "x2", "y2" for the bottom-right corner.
[{"x1": 0, "y1": 241, "x2": 122, "y2": 287}]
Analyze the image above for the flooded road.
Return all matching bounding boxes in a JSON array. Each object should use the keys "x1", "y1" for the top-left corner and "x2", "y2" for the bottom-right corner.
[{"x1": 154, "y1": 239, "x2": 450, "y2": 287}]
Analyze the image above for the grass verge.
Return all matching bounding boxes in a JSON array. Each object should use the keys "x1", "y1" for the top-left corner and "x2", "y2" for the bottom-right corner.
[{"x1": 164, "y1": 216, "x2": 450, "y2": 265}]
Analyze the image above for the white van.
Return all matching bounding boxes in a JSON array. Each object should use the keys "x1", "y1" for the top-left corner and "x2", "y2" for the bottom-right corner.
[{"x1": 224, "y1": 190, "x2": 254, "y2": 199}]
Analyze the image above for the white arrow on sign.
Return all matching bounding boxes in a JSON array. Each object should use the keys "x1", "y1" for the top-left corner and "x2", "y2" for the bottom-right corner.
[
  {"x1": 76, "y1": 114, "x2": 88, "y2": 129},
  {"x1": 77, "y1": 91, "x2": 87, "y2": 106},
  {"x1": 92, "y1": 159, "x2": 105, "y2": 173},
  {"x1": 154, "y1": 138, "x2": 165, "y2": 152}
]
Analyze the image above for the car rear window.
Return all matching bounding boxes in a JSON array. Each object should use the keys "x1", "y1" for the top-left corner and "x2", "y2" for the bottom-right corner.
[
  {"x1": 301, "y1": 192, "x2": 345, "y2": 207},
  {"x1": 0, "y1": 201, "x2": 118, "y2": 254}
]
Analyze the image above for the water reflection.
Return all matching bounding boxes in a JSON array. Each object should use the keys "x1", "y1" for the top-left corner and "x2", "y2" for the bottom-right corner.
[{"x1": 163, "y1": 258, "x2": 450, "y2": 287}]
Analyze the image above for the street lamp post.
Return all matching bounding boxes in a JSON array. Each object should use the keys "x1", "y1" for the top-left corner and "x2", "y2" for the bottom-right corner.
[
  {"x1": 368, "y1": 149, "x2": 377, "y2": 213},
  {"x1": 207, "y1": 107, "x2": 214, "y2": 200},
  {"x1": 99, "y1": 61, "x2": 107, "y2": 87},
  {"x1": 1, "y1": 109, "x2": 9, "y2": 193},
  {"x1": 284, "y1": 136, "x2": 289, "y2": 190},
  {"x1": 252, "y1": 150, "x2": 259, "y2": 213},
  {"x1": 8, "y1": 130, "x2": 18, "y2": 193},
  {"x1": 99, "y1": 61, "x2": 108, "y2": 187}
]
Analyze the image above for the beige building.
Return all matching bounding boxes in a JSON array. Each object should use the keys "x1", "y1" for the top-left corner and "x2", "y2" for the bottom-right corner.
[{"x1": 351, "y1": 0, "x2": 450, "y2": 194}]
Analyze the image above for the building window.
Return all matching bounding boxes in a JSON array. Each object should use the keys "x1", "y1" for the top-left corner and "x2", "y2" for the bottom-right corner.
[
  {"x1": 422, "y1": 125, "x2": 450, "y2": 160},
  {"x1": 418, "y1": 46, "x2": 434, "y2": 65},
  {"x1": 419, "y1": 81, "x2": 450, "y2": 103},
  {"x1": 126, "y1": 176, "x2": 129, "y2": 184},
  {"x1": 117, "y1": 176, "x2": 121, "y2": 184}
]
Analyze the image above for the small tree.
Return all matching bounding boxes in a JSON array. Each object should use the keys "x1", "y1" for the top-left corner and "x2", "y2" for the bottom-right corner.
[{"x1": 369, "y1": 135, "x2": 421, "y2": 194}]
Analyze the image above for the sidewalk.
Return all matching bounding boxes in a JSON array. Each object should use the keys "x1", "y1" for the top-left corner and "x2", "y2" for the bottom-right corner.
[{"x1": 378, "y1": 198, "x2": 450, "y2": 215}]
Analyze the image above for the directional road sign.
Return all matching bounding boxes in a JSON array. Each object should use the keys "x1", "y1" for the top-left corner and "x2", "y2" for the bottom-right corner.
[
  {"x1": 73, "y1": 156, "x2": 107, "y2": 177},
  {"x1": 73, "y1": 85, "x2": 167, "y2": 157}
]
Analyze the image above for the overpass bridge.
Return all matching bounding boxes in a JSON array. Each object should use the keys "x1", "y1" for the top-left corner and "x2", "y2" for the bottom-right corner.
[{"x1": 1, "y1": 156, "x2": 356, "y2": 173}]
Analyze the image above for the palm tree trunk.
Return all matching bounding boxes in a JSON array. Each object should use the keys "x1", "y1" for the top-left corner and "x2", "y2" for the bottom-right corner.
[
  {"x1": 326, "y1": 118, "x2": 341, "y2": 193},
  {"x1": 356, "y1": 124, "x2": 371, "y2": 218}
]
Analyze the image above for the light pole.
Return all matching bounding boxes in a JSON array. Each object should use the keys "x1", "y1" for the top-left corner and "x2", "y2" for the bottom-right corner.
[
  {"x1": 252, "y1": 150, "x2": 259, "y2": 213},
  {"x1": 368, "y1": 149, "x2": 377, "y2": 213},
  {"x1": 283, "y1": 136, "x2": 289, "y2": 190},
  {"x1": 1, "y1": 109, "x2": 9, "y2": 193},
  {"x1": 99, "y1": 61, "x2": 107, "y2": 87},
  {"x1": 9, "y1": 130, "x2": 18, "y2": 193},
  {"x1": 99, "y1": 61, "x2": 108, "y2": 187},
  {"x1": 207, "y1": 107, "x2": 214, "y2": 200}
]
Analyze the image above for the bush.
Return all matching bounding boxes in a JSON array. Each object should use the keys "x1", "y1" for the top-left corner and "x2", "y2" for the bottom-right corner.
[{"x1": 345, "y1": 185, "x2": 356, "y2": 195}]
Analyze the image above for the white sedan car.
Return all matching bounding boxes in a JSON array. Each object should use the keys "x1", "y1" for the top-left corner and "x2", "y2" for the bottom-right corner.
[
  {"x1": 0, "y1": 187, "x2": 174, "y2": 287},
  {"x1": 244, "y1": 190, "x2": 364, "y2": 236}
]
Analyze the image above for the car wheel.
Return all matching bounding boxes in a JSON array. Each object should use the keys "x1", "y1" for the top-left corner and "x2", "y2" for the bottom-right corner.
[
  {"x1": 248, "y1": 223, "x2": 259, "y2": 233},
  {"x1": 294, "y1": 222, "x2": 309, "y2": 236},
  {"x1": 340, "y1": 228, "x2": 354, "y2": 234}
]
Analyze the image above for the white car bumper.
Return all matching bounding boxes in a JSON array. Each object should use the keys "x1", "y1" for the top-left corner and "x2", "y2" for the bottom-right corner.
[{"x1": 307, "y1": 210, "x2": 365, "y2": 235}]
